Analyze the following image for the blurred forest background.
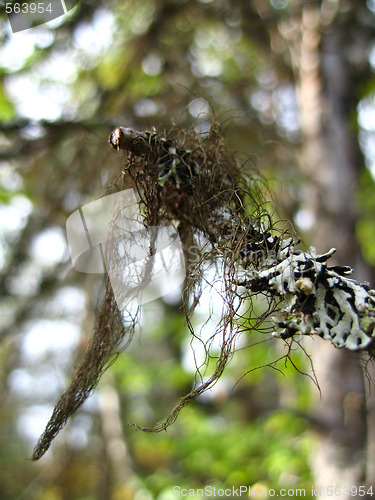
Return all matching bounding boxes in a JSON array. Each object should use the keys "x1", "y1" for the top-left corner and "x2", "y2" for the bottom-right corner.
[{"x1": 1, "y1": 0, "x2": 375, "y2": 499}]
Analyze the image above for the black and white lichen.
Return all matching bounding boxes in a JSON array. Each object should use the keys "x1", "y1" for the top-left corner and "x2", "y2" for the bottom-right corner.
[{"x1": 239, "y1": 242, "x2": 375, "y2": 351}]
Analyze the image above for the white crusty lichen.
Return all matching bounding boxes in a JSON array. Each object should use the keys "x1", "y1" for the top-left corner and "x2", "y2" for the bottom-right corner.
[{"x1": 242, "y1": 243, "x2": 375, "y2": 351}]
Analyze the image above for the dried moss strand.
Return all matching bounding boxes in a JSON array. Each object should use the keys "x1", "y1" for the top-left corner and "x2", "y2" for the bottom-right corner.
[
  {"x1": 32, "y1": 278, "x2": 130, "y2": 460},
  {"x1": 131, "y1": 327, "x2": 235, "y2": 433}
]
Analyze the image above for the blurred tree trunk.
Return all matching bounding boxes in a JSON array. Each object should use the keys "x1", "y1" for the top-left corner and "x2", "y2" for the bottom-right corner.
[
  {"x1": 280, "y1": 3, "x2": 373, "y2": 492},
  {"x1": 365, "y1": 364, "x2": 375, "y2": 487},
  {"x1": 98, "y1": 376, "x2": 140, "y2": 499}
]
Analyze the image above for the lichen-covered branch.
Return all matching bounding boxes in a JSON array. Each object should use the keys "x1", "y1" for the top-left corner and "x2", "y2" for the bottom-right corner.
[
  {"x1": 110, "y1": 126, "x2": 375, "y2": 352},
  {"x1": 32, "y1": 124, "x2": 375, "y2": 459}
]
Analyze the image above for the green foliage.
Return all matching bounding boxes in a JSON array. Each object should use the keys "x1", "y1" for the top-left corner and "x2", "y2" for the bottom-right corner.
[
  {"x1": 108, "y1": 307, "x2": 314, "y2": 498},
  {"x1": 357, "y1": 168, "x2": 375, "y2": 264},
  {"x1": 121, "y1": 403, "x2": 313, "y2": 496},
  {"x1": 0, "y1": 83, "x2": 14, "y2": 121}
]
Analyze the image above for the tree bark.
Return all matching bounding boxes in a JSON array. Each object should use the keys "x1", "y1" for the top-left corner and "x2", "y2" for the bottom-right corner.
[{"x1": 280, "y1": 3, "x2": 372, "y2": 492}]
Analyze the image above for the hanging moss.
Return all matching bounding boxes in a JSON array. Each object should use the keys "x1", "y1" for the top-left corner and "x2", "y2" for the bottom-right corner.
[{"x1": 32, "y1": 122, "x2": 375, "y2": 460}]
